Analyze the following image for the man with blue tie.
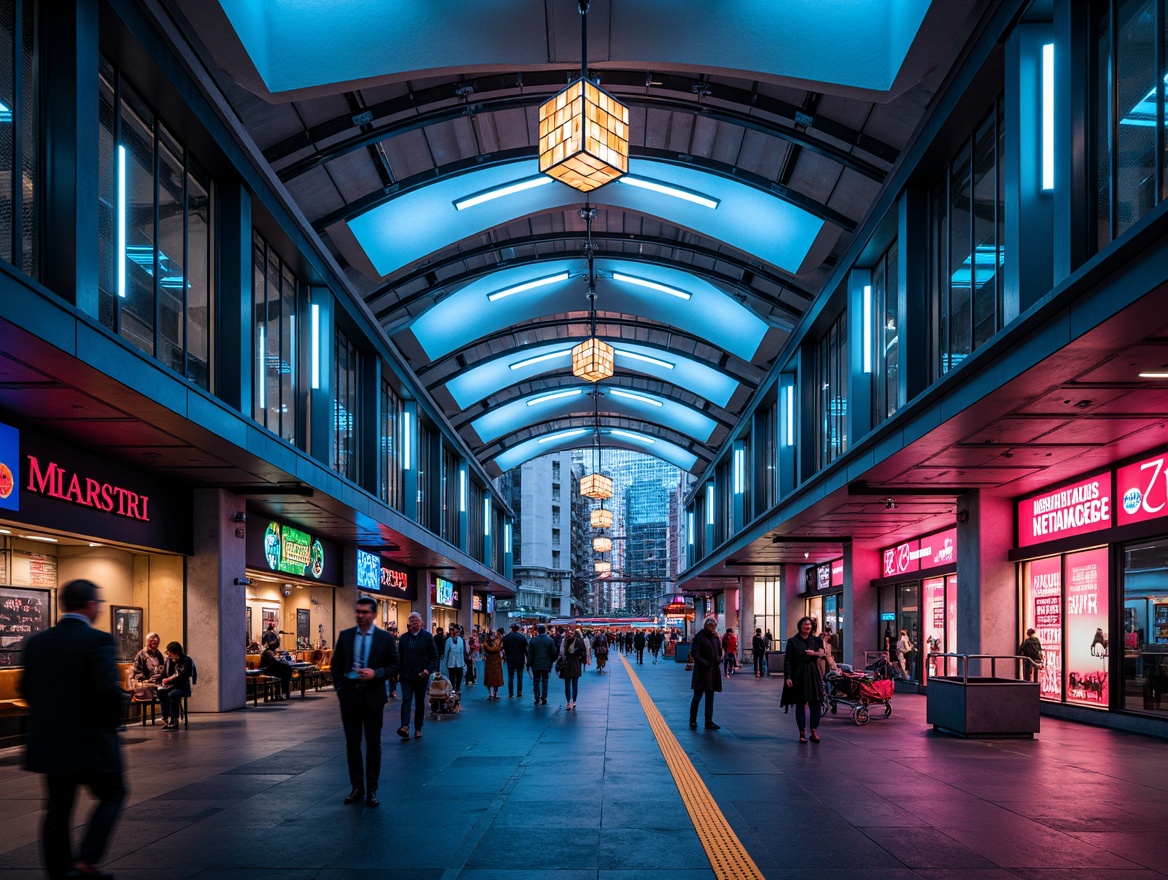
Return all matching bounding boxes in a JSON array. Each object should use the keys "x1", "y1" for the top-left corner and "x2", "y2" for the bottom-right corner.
[{"x1": 331, "y1": 597, "x2": 398, "y2": 807}]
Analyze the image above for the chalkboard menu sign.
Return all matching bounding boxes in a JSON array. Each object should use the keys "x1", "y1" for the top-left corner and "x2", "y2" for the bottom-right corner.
[{"x1": 0, "y1": 585, "x2": 51, "y2": 665}]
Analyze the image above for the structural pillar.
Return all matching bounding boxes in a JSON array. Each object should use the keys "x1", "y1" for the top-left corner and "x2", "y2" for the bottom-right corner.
[
  {"x1": 956, "y1": 491, "x2": 1016, "y2": 662},
  {"x1": 188, "y1": 489, "x2": 247, "y2": 712},
  {"x1": 845, "y1": 544, "x2": 882, "y2": 669}
]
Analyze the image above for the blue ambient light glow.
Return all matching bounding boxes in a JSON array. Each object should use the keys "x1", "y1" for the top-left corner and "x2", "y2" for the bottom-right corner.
[
  {"x1": 492, "y1": 428, "x2": 697, "y2": 473},
  {"x1": 455, "y1": 175, "x2": 553, "y2": 210},
  {"x1": 538, "y1": 429, "x2": 588, "y2": 444},
  {"x1": 311, "y1": 303, "x2": 321, "y2": 389},
  {"x1": 609, "y1": 389, "x2": 663, "y2": 407},
  {"x1": 616, "y1": 349, "x2": 673, "y2": 369},
  {"x1": 510, "y1": 349, "x2": 572, "y2": 370},
  {"x1": 610, "y1": 429, "x2": 654, "y2": 444},
  {"x1": 459, "y1": 467, "x2": 467, "y2": 512},
  {"x1": 733, "y1": 446, "x2": 744, "y2": 494},
  {"x1": 862, "y1": 284, "x2": 872, "y2": 374},
  {"x1": 402, "y1": 410, "x2": 412, "y2": 470},
  {"x1": 612, "y1": 272, "x2": 692, "y2": 300},
  {"x1": 706, "y1": 483, "x2": 715, "y2": 525},
  {"x1": 527, "y1": 389, "x2": 584, "y2": 406},
  {"x1": 618, "y1": 176, "x2": 718, "y2": 209},
  {"x1": 117, "y1": 145, "x2": 127, "y2": 298},
  {"x1": 487, "y1": 271, "x2": 571, "y2": 302}
]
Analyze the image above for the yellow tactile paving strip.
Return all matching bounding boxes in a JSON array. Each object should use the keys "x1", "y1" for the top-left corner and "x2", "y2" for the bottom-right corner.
[{"x1": 619, "y1": 653, "x2": 766, "y2": 880}]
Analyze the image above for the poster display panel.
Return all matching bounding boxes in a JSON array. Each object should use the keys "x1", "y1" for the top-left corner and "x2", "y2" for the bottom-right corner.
[
  {"x1": 923, "y1": 577, "x2": 945, "y2": 677},
  {"x1": 1029, "y1": 555, "x2": 1063, "y2": 701},
  {"x1": 1017, "y1": 472, "x2": 1111, "y2": 547},
  {"x1": 1064, "y1": 548, "x2": 1109, "y2": 707}
]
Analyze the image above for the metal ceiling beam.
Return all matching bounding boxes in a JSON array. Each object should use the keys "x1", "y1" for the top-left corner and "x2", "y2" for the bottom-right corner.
[
  {"x1": 371, "y1": 229, "x2": 814, "y2": 310},
  {"x1": 313, "y1": 145, "x2": 857, "y2": 235},
  {"x1": 417, "y1": 318, "x2": 760, "y2": 388},
  {"x1": 370, "y1": 247, "x2": 805, "y2": 327},
  {"x1": 266, "y1": 68, "x2": 897, "y2": 178}
]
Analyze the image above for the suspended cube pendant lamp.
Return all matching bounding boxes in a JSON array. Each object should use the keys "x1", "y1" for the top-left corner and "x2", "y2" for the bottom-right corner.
[
  {"x1": 593, "y1": 536, "x2": 613, "y2": 553},
  {"x1": 594, "y1": 560, "x2": 612, "y2": 574},
  {"x1": 591, "y1": 507, "x2": 613, "y2": 529},
  {"x1": 539, "y1": 1, "x2": 628, "y2": 193},
  {"x1": 580, "y1": 472, "x2": 613, "y2": 500},
  {"x1": 571, "y1": 336, "x2": 614, "y2": 382}
]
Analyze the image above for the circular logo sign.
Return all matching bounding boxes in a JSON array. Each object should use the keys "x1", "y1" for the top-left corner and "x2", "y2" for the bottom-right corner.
[
  {"x1": 264, "y1": 522, "x2": 281, "y2": 570},
  {"x1": 1123, "y1": 487, "x2": 1142, "y2": 515},
  {"x1": 310, "y1": 540, "x2": 325, "y2": 578},
  {"x1": 0, "y1": 462, "x2": 13, "y2": 499}
]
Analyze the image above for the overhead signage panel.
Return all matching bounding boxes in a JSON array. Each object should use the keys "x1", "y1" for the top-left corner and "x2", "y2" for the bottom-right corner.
[{"x1": 1017, "y1": 472, "x2": 1111, "y2": 548}]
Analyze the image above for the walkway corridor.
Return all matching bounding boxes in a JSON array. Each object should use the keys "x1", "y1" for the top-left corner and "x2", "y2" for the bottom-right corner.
[{"x1": 2, "y1": 657, "x2": 1166, "y2": 880}]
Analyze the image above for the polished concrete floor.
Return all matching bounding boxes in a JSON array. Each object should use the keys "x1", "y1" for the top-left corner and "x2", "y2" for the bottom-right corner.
[{"x1": 1, "y1": 653, "x2": 1166, "y2": 880}]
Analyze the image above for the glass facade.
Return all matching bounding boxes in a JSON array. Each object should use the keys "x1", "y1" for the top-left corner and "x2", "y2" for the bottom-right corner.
[
  {"x1": 252, "y1": 233, "x2": 298, "y2": 441},
  {"x1": 99, "y1": 57, "x2": 213, "y2": 389},
  {"x1": 1092, "y1": 0, "x2": 1166, "y2": 250},
  {"x1": 0, "y1": 0, "x2": 36, "y2": 277},
  {"x1": 379, "y1": 378, "x2": 403, "y2": 511},
  {"x1": 1122, "y1": 537, "x2": 1168, "y2": 717},
  {"x1": 816, "y1": 311, "x2": 848, "y2": 467},
  {"x1": 931, "y1": 99, "x2": 1005, "y2": 377},
  {"x1": 870, "y1": 239, "x2": 901, "y2": 423},
  {"x1": 331, "y1": 328, "x2": 357, "y2": 480}
]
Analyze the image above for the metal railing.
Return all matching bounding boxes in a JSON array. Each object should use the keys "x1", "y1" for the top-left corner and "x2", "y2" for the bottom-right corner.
[{"x1": 929, "y1": 652, "x2": 1037, "y2": 683}]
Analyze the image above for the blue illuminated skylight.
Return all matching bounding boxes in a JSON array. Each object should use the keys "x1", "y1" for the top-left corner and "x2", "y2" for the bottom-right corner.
[
  {"x1": 616, "y1": 349, "x2": 674, "y2": 369},
  {"x1": 609, "y1": 389, "x2": 662, "y2": 407},
  {"x1": 454, "y1": 175, "x2": 553, "y2": 210},
  {"x1": 493, "y1": 430, "x2": 698, "y2": 473},
  {"x1": 538, "y1": 428, "x2": 587, "y2": 444},
  {"x1": 610, "y1": 429, "x2": 654, "y2": 444}
]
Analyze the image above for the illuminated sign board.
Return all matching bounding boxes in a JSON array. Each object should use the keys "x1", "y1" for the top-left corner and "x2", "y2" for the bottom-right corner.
[
  {"x1": 432, "y1": 576, "x2": 461, "y2": 609},
  {"x1": 881, "y1": 528, "x2": 958, "y2": 578},
  {"x1": 356, "y1": 549, "x2": 380, "y2": 591},
  {"x1": 1017, "y1": 472, "x2": 1111, "y2": 548},
  {"x1": 247, "y1": 518, "x2": 339, "y2": 585},
  {"x1": 830, "y1": 559, "x2": 844, "y2": 587},
  {"x1": 487, "y1": 594, "x2": 495, "y2": 614},
  {"x1": 472, "y1": 594, "x2": 483, "y2": 612},
  {"x1": 0, "y1": 423, "x2": 19, "y2": 512},
  {"x1": 1116, "y1": 450, "x2": 1168, "y2": 527}
]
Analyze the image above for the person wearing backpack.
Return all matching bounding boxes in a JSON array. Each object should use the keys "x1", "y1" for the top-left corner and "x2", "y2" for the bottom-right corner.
[{"x1": 158, "y1": 641, "x2": 195, "y2": 730}]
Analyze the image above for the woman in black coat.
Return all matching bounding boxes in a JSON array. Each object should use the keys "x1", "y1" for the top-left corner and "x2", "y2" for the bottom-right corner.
[
  {"x1": 689, "y1": 616, "x2": 723, "y2": 730},
  {"x1": 783, "y1": 616, "x2": 826, "y2": 743},
  {"x1": 559, "y1": 626, "x2": 589, "y2": 709}
]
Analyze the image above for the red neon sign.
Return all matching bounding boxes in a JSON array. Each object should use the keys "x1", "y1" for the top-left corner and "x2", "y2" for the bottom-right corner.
[
  {"x1": 1017, "y1": 472, "x2": 1110, "y2": 548},
  {"x1": 1116, "y1": 451, "x2": 1168, "y2": 527},
  {"x1": 25, "y1": 455, "x2": 150, "y2": 522}
]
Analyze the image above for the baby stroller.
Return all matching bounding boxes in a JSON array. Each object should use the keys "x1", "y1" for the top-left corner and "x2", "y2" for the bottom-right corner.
[
  {"x1": 824, "y1": 666, "x2": 894, "y2": 726},
  {"x1": 428, "y1": 672, "x2": 461, "y2": 718}
]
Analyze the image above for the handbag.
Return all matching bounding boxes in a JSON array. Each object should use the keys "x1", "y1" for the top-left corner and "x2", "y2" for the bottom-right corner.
[{"x1": 555, "y1": 656, "x2": 565, "y2": 678}]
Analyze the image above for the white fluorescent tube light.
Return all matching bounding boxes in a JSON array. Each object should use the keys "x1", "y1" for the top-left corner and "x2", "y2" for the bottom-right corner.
[
  {"x1": 527, "y1": 389, "x2": 584, "y2": 406},
  {"x1": 1138, "y1": 372, "x2": 1168, "y2": 378},
  {"x1": 454, "y1": 176, "x2": 553, "y2": 210},
  {"x1": 615, "y1": 349, "x2": 674, "y2": 369},
  {"x1": 310, "y1": 304, "x2": 321, "y2": 389},
  {"x1": 609, "y1": 429, "x2": 654, "y2": 444},
  {"x1": 733, "y1": 447, "x2": 744, "y2": 494},
  {"x1": 402, "y1": 411, "x2": 412, "y2": 470},
  {"x1": 117, "y1": 145, "x2": 127, "y2": 298},
  {"x1": 483, "y1": 498, "x2": 491, "y2": 536},
  {"x1": 619, "y1": 175, "x2": 719, "y2": 209},
  {"x1": 537, "y1": 429, "x2": 588, "y2": 444},
  {"x1": 687, "y1": 512, "x2": 694, "y2": 545},
  {"x1": 706, "y1": 484, "x2": 715, "y2": 524},
  {"x1": 509, "y1": 349, "x2": 572, "y2": 371},
  {"x1": 612, "y1": 272, "x2": 692, "y2": 300},
  {"x1": 257, "y1": 327, "x2": 266, "y2": 410},
  {"x1": 23, "y1": 535, "x2": 58, "y2": 543},
  {"x1": 862, "y1": 285, "x2": 872, "y2": 374},
  {"x1": 487, "y1": 271, "x2": 570, "y2": 302},
  {"x1": 1042, "y1": 43, "x2": 1055, "y2": 191},
  {"x1": 784, "y1": 385, "x2": 794, "y2": 446},
  {"x1": 610, "y1": 389, "x2": 663, "y2": 407},
  {"x1": 459, "y1": 469, "x2": 467, "y2": 512}
]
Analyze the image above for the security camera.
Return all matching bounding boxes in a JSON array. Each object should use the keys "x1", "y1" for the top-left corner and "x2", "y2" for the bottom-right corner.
[
  {"x1": 282, "y1": 587, "x2": 292, "y2": 597},
  {"x1": 233, "y1": 576, "x2": 252, "y2": 586},
  {"x1": 232, "y1": 512, "x2": 247, "y2": 523},
  {"x1": 882, "y1": 498, "x2": 896, "y2": 510}
]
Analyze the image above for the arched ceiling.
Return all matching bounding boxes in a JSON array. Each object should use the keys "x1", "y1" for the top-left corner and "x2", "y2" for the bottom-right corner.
[{"x1": 172, "y1": 0, "x2": 987, "y2": 476}]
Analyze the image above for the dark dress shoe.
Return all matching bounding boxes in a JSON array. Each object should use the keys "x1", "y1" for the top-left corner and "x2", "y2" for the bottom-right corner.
[
  {"x1": 688, "y1": 720, "x2": 698, "y2": 729},
  {"x1": 365, "y1": 792, "x2": 380, "y2": 808},
  {"x1": 705, "y1": 722, "x2": 721, "y2": 730},
  {"x1": 343, "y1": 788, "x2": 365, "y2": 804}
]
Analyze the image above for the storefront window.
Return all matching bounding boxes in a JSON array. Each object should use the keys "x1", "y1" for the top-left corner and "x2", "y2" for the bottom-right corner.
[
  {"x1": 1023, "y1": 555, "x2": 1064, "y2": 700},
  {"x1": 753, "y1": 577, "x2": 780, "y2": 647},
  {"x1": 815, "y1": 311, "x2": 848, "y2": 467},
  {"x1": 0, "y1": 0, "x2": 37, "y2": 278},
  {"x1": 898, "y1": 583, "x2": 919, "y2": 680},
  {"x1": 1123, "y1": 538, "x2": 1168, "y2": 716}
]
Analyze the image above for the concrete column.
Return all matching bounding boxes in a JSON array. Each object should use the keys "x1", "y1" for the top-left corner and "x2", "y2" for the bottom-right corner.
[
  {"x1": 782, "y1": 563, "x2": 804, "y2": 646},
  {"x1": 188, "y1": 489, "x2": 247, "y2": 712},
  {"x1": 845, "y1": 545, "x2": 882, "y2": 669},
  {"x1": 956, "y1": 491, "x2": 1016, "y2": 665},
  {"x1": 739, "y1": 576, "x2": 755, "y2": 665}
]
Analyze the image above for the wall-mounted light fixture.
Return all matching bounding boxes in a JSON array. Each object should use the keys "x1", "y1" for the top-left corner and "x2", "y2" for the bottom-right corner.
[{"x1": 1041, "y1": 42, "x2": 1055, "y2": 191}]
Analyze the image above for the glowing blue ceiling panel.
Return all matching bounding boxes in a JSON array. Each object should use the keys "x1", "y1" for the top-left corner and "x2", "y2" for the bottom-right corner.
[
  {"x1": 217, "y1": 2, "x2": 930, "y2": 95},
  {"x1": 445, "y1": 340, "x2": 739, "y2": 410},
  {"x1": 347, "y1": 158, "x2": 823, "y2": 278},
  {"x1": 470, "y1": 386, "x2": 717, "y2": 445},
  {"x1": 493, "y1": 429, "x2": 699, "y2": 474},
  {"x1": 408, "y1": 257, "x2": 768, "y2": 362}
]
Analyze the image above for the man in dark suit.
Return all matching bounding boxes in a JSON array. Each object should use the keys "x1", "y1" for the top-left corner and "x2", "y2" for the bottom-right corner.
[
  {"x1": 395, "y1": 611, "x2": 438, "y2": 740},
  {"x1": 330, "y1": 597, "x2": 399, "y2": 808},
  {"x1": 502, "y1": 623, "x2": 528, "y2": 698},
  {"x1": 21, "y1": 579, "x2": 126, "y2": 880}
]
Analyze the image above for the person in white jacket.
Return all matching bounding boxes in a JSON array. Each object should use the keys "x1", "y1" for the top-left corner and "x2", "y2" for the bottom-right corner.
[{"x1": 443, "y1": 625, "x2": 467, "y2": 693}]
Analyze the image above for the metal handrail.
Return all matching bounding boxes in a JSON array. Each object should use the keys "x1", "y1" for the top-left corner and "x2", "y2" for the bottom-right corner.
[{"x1": 929, "y1": 652, "x2": 1035, "y2": 684}]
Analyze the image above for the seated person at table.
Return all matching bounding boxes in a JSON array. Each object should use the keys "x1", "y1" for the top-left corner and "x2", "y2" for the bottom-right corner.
[
  {"x1": 130, "y1": 631, "x2": 165, "y2": 699},
  {"x1": 158, "y1": 641, "x2": 196, "y2": 730},
  {"x1": 260, "y1": 646, "x2": 293, "y2": 700}
]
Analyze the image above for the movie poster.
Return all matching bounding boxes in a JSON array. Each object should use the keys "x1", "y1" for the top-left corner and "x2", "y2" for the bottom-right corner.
[
  {"x1": 1064, "y1": 548, "x2": 1109, "y2": 707},
  {"x1": 1029, "y1": 555, "x2": 1063, "y2": 701}
]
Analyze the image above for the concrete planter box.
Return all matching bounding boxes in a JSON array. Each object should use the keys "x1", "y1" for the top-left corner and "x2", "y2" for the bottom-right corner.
[
  {"x1": 673, "y1": 641, "x2": 691, "y2": 663},
  {"x1": 926, "y1": 676, "x2": 1040, "y2": 738}
]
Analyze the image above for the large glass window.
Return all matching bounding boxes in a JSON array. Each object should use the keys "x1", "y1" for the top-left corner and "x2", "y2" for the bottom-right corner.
[
  {"x1": 1093, "y1": 0, "x2": 1163, "y2": 250},
  {"x1": 331, "y1": 328, "x2": 357, "y2": 480},
  {"x1": 252, "y1": 233, "x2": 298, "y2": 441},
  {"x1": 758, "y1": 399, "x2": 778, "y2": 510},
  {"x1": 98, "y1": 58, "x2": 213, "y2": 388},
  {"x1": 816, "y1": 312, "x2": 848, "y2": 467},
  {"x1": 379, "y1": 377, "x2": 403, "y2": 511},
  {"x1": 1122, "y1": 537, "x2": 1168, "y2": 717},
  {"x1": 0, "y1": 0, "x2": 36, "y2": 277},
  {"x1": 931, "y1": 100, "x2": 1005, "y2": 378},
  {"x1": 441, "y1": 447, "x2": 459, "y2": 543},
  {"x1": 870, "y1": 239, "x2": 901, "y2": 423}
]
